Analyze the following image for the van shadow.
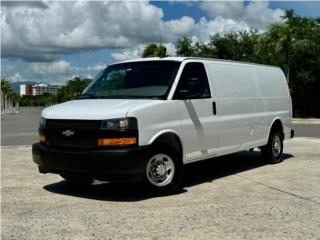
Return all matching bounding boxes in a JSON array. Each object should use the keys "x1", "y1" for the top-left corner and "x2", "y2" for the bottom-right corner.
[
  {"x1": 43, "y1": 151, "x2": 293, "y2": 202},
  {"x1": 183, "y1": 151, "x2": 293, "y2": 187}
]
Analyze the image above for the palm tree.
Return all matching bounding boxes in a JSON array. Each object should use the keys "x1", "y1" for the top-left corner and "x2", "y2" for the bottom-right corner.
[
  {"x1": 1, "y1": 79, "x2": 20, "y2": 110},
  {"x1": 142, "y1": 43, "x2": 167, "y2": 58}
]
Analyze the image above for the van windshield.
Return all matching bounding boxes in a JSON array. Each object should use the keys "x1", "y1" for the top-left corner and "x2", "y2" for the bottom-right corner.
[{"x1": 80, "y1": 61, "x2": 181, "y2": 99}]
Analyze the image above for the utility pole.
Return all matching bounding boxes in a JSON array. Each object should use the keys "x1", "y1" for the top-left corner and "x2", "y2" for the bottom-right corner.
[{"x1": 65, "y1": 53, "x2": 68, "y2": 84}]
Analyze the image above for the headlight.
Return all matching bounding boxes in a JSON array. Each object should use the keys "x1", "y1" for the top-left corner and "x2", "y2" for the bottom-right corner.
[
  {"x1": 100, "y1": 117, "x2": 137, "y2": 130},
  {"x1": 39, "y1": 117, "x2": 46, "y2": 129}
]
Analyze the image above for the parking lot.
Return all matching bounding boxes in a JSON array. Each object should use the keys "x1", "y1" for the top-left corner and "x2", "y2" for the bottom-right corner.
[
  {"x1": 1, "y1": 108, "x2": 320, "y2": 239},
  {"x1": 1, "y1": 137, "x2": 320, "y2": 239}
]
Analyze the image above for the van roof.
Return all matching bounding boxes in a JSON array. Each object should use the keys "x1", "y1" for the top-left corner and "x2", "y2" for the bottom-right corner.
[{"x1": 115, "y1": 57, "x2": 280, "y2": 69}]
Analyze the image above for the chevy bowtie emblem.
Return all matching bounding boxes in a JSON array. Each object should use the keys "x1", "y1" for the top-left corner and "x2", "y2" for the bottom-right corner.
[{"x1": 62, "y1": 129, "x2": 74, "y2": 137}]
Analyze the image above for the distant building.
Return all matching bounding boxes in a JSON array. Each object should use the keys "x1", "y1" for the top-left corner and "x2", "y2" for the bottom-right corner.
[
  {"x1": 20, "y1": 83, "x2": 62, "y2": 96},
  {"x1": 32, "y1": 84, "x2": 61, "y2": 96},
  {"x1": 20, "y1": 84, "x2": 33, "y2": 96}
]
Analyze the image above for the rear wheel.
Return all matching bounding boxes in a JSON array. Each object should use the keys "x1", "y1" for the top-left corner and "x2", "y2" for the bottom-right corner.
[
  {"x1": 144, "y1": 146, "x2": 183, "y2": 194},
  {"x1": 60, "y1": 175, "x2": 93, "y2": 185},
  {"x1": 261, "y1": 131, "x2": 283, "y2": 164}
]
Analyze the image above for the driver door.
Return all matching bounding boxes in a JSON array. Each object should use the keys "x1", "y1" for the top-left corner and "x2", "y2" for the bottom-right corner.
[{"x1": 174, "y1": 62, "x2": 218, "y2": 162}]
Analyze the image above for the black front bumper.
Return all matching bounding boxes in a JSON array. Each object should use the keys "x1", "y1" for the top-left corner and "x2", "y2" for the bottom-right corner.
[{"x1": 32, "y1": 142, "x2": 151, "y2": 182}]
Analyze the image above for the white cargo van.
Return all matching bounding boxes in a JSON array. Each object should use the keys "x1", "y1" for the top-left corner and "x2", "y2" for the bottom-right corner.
[{"x1": 33, "y1": 57, "x2": 294, "y2": 193}]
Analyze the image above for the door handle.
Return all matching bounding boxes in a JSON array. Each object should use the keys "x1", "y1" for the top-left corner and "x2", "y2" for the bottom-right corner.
[{"x1": 212, "y1": 101, "x2": 217, "y2": 115}]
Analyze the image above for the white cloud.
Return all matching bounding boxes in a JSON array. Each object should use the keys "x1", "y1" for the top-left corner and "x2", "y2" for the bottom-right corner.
[
  {"x1": 198, "y1": 16, "x2": 250, "y2": 42},
  {"x1": 30, "y1": 61, "x2": 71, "y2": 75},
  {"x1": 200, "y1": 0, "x2": 283, "y2": 32},
  {"x1": 2, "y1": 61, "x2": 106, "y2": 84},
  {"x1": 2, "y1": 1, "x2": 283, "y2": 62},
  {"x1": 163, "y1": 16, "x2": 197, "y2": 38},
  {"x1": 84, "y1": 63, "x2": 107, "y2": 73},
  {"x1": 164, "y1": 43, "x2": 177, "y2": 56},
  {"x1": 200, "y1": 1, "x2": 244, "y2": 19},
  {"x1": 1, "y1": 1, "x2": 196, "y2": 62},
  {"x1": 1, "y1": 0, "x2": 285, "y2": 81},
  {"x1": 110, "y1": 1, "x2": 284, "y2": 62},
  {"x1": 244, "y1": 1, "x2": 284, "y2": 31},
  {"x1": 111, "y1": 45, "x2": 146, "y2": 62},
  {"x1": 111, "y1": 42, "x2": 177, "y2": 62},
  {"x1": 9, "y1": 72, "x2": 23, "y2": 82}
]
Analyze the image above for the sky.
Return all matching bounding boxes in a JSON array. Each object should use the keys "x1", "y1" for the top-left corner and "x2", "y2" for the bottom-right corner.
[{"x1": 1, "y1": 0, "x2": 320, "y2": 85}]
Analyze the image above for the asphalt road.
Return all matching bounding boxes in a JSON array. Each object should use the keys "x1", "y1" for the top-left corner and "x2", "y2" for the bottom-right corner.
[
  {"x1": 1, "y1": 107, "x2": 43, "y2": 146},
  {"x1": 1, "y1": 107, "x2": 320, "y2": 146},
  {"x1": 1, "y1": 138, "x2": 320, "y2": 239}
]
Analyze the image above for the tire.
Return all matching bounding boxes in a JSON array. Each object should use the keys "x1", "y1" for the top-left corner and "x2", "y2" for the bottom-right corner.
[
  {"x1": 144, "y1": 145, "x2": 183, "y2": 194},
  {"x1": 261, "y1": 131, "x2": 283, "y2": 164},
  {"x1": 60, "y1": 174, "x2": 93, "y2": 185}
]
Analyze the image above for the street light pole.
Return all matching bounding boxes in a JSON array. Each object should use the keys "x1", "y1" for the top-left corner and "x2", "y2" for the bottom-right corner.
[{"x1": 65, "y1": 53, "x2": 68, "y2": 84}]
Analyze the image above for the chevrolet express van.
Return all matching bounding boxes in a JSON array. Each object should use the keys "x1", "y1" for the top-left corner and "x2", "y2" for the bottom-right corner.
[{"x1": 33, "y1": 57, "x2": 294, "y2": 193}]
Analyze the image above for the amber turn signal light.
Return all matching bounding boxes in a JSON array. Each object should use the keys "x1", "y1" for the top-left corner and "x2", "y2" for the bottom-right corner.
[
  {"x1": 97, "y1": 137, "x2": 137, "y2": 146},
  {"x1": 39, "y1": 134, "x2": 46, "y2": 143}
]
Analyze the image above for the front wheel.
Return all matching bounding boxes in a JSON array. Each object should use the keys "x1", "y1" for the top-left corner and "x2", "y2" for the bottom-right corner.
[
  {"x1": 261, "y1": 131, "x2": 283, "y2": 164},
  {"x1": 144, "y1": 146, "x2": 183, "y2": 194}
]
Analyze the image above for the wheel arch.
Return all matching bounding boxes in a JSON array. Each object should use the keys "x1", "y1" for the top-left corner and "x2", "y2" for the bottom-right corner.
[
  {"x1": 268, "y1": 118, "x2": 284, "y2": 139},
  {"x1": 148, "y1": 130, "x2": 184, "y2": 163}
]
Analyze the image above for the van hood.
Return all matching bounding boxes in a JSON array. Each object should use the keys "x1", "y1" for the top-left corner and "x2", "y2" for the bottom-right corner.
[{"x1": 42, "y1": 99, "x2": 161, "y2": 120}]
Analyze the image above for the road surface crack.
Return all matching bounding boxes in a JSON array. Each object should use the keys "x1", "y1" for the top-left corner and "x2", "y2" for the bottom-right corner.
[{"x1": 236, "y1": 174, "x2": 320, "y2": 206}]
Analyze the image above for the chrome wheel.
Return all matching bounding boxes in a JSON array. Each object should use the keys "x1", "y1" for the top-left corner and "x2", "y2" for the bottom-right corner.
[
  {"x1": 261, "y1": 131, "x2": 284, "y2": 164},
  {"x1": 146, "y1": 154, "x2": 175, "y2": 187},
  {"x1": 272, "y1": 135, "x2": 282, "y2": 157}
]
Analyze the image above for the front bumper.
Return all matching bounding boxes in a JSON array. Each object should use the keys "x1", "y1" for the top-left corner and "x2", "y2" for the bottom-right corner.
[{"x1": 32, "y1": 142, "x2": 151, "y2": 182}]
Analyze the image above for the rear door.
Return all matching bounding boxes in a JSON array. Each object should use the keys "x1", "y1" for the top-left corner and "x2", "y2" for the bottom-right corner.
[{"x1": 173, "y1": 62, "x2": 218, "y2": 162}]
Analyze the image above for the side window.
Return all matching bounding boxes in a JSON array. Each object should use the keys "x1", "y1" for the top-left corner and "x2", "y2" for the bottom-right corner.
[{"x1": 174, "y1": 62, "x2": 211, "y2": 99}]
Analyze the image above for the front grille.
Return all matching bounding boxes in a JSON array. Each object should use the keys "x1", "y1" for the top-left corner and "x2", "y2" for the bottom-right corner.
[{"x1": 45, "y1": 120, "x2": 101, "y2": 149}]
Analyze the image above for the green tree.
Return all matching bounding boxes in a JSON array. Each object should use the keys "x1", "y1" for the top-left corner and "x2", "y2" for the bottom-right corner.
[
  {"x1": 56, "y1": 77, "x2": 92, "y2": 102},
  {"x1": 155, "y1": 44, "x2": 167, "y2": 58},
  {"x1": 208, "y1": 30, "x2": 258, "y2": 61},
  {"x1": 175, "y1": 31, "x2": 258, "y2": 60},
  {"x1": 175, "y1": 37, "x2": 195, "y2": 56},
  {"x1": 256, "y1": 10, "x2": 320, "y2": 117},
  {"x1": 19, "y1": 94, "x2": 57, "y2": 107},
  {"x1": 1, "y1": 80, "x2": 11, "y2": 94},
  {"x1": 193, "y1": 41, "x2": 215, "y2": 58},
  {"x1": 1, "y1": 79, "x2": 20, "y2": 102},
  {"x1": 142, "y1": 43, "x2": 167, "y2": 58}
]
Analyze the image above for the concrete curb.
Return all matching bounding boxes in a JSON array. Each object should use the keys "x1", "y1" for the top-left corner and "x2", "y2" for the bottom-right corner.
[
  {"x1": 0, "y1": 111, "x2": 19, "y2": 119},
  {"x1": 0, "y1": 145, "x2": 32, "y2": 150},
  {"x1": 287, "y1": 137, "x2": 320, "y2": 142},
  {"x1": 292, "y1": 118, "x2": 320, "y2": 124}
]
